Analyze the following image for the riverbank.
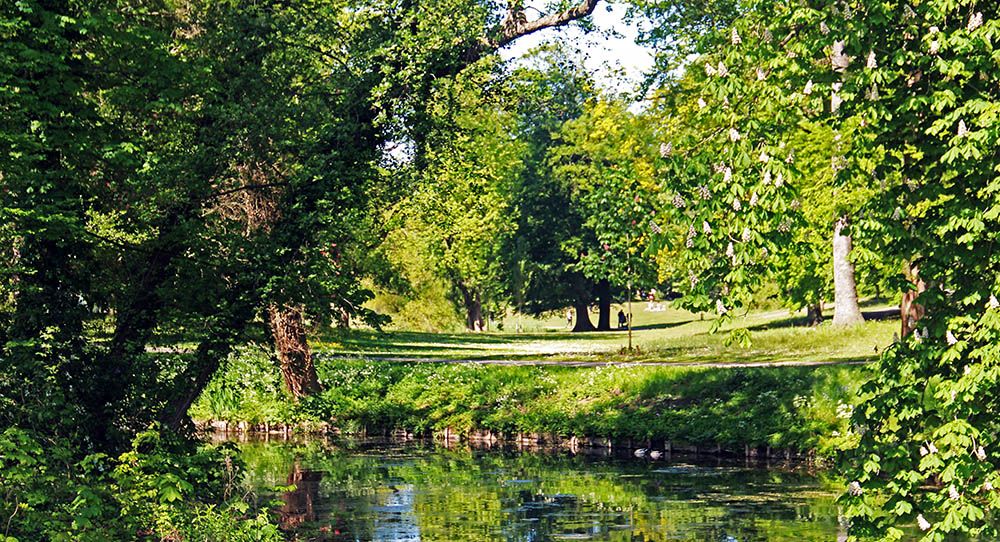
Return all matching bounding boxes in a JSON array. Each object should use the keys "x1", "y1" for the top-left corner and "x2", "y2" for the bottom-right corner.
[{"x1": 191, "y1": 349, "x2": 868, "y2": 462}]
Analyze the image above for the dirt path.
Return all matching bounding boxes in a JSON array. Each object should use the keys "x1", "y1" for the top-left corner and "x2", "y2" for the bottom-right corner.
[{"x1": 321, "y1": 354, "x2": 870, "y2": 369}]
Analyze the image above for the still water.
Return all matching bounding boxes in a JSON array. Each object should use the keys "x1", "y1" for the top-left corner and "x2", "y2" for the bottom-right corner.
[{"x1": 234, "y1": 437, "x2": 852, "y2": 541}]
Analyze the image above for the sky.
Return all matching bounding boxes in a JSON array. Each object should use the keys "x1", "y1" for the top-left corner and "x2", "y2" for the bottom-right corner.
[{"x1": 498, "y1": 2, "x2": 657, "y2": 94}]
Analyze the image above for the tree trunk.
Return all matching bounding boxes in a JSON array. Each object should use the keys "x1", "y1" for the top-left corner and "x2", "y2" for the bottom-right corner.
[
  {"x1": 268, "y1": 304, "x2": 322, "y2": 398},
  {"x1": 457, "y1": 283, "x2": 483, "y2": 331},
  {"x1": 572, "y1": 301, "x2": 595, "y2": 332},
  {"x1": 900, "y1": 262, "x2": 926, "y2": 337},
  {"x1": 807, "y1": 302, "x2": 824, "y2": 326},
  {"x1": 596, "y1": 279, "x2": 612, "y2": 331},
  {"x1": 832, "y1": 218, "x2": 865, "y2": 326}
]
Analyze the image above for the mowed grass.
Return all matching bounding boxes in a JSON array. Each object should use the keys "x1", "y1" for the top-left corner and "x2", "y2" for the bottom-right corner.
[{"x1": 313, "y1": 302, "x2": 898, "y2": 366}]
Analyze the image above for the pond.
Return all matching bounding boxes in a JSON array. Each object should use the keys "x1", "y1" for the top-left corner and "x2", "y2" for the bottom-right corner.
[{"x1": 231, "y1": 436, "x2": 857, "y2": 541}]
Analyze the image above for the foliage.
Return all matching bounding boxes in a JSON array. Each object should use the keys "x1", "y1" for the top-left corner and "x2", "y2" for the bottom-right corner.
[{"x1": 0, "y1": 426, "x2": 281, "y2": 541}]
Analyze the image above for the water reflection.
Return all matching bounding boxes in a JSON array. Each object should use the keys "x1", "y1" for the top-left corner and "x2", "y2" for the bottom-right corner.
[{"x1": 238, "y1": 437, "x2": 845, "y2": 541}]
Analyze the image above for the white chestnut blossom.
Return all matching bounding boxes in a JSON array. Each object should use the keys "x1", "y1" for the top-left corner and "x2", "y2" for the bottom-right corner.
[
  {"x1": 831, "y1": 40, "x2": 851, "y2": 72},
  {"x1": 892, "y1": 207, "x2": 903, "y2": 220},
  {"x1": 867, "y1": 84, "x2": 880, "y2": 101},
  {"x1": 741, "y1": 227, "x2": 752, "y2": 242},
  {"x1": 917, "y1": 514, "x2": 931, "y2": 531},
  {"x1": 717, "y1": 61, "x2": 729, "y2": 77},
  {"x1": 820, "y1": 21, "x2": 830, "y2": 35},
  {"x1": 904, "y1": 5, "x2": 916, "y2": 19},
  {"x1": 920, "y1": 445, "x2": 929, "y2": 456},
  {"x1": 831, "y1": 82, "x2": 844, "y2": 112},
  {"x1": 969, "y1": 12, "x2": 984, "y2": 32},
  {"x1": 759, "y1": 151, "x2": 769, "y2": 163},
  {"x1": 958, "y1": 120, "x2": 969, "y2": 137},
  {"x1": 698, "y1": 185, "x2": 712, "y2": 200},
  {"x1": 726, "y1": 241, "x2": 735, "y2": 259},
  {"x1": 990, "y1": 294, "x2": 999, "y2": 309},
  {"x1": 703, "y1": 220, "x2": 712, "y2": 234},
  {"x1": 698, "y1": 97, "x2": 707, "y2": 109},
  {"x1": 672, "y1": 194, "x2": 686, "y2": 208},
  {"x1": 928, "y1": 442, "x2": 938, "y2": 454},
  {"x1": 763, "y1": 170, "x2": 772, "y2": 184},
  {"x1": 716, "y1": 298, "x2": 728, "y2": 315},
  {"x1": 976, "y1": 446, "x2": 987, "y2": 460},
  {"x1": 947, "y1": 330, "x2": 958, "y2": 345},
  {"x1": 775, "y1": 172, "x2": 784, "y2": 187},
  {"x1": 723, "y1": 167, "x2": 732, "y2": 182},
  {"x1": 950, "y1": 485, "x2": 961, "y2": 500},
  {"x1": 659, "y1": 142, "x2": 672, "y2": 157},
  {"x1": 929, "y1": 39, "x2": 940, "y2": 54},
  {"x1": 986, "y1": 480, "x2": 995, "y2": 491},
  {"x1": 756, "y1": 67, "x2": 766, "y2": 81},
  {"x1": 749, "y1": 192, "x2": 758, "y2": 206},
  {"x1": 729, "y1": 128, "x2": 741, "y2": 141},
  {"x1": 866, "y1": 50, "x2": 877, "y2": 69},
  {"x1": 803, "y1": 80, "x2": 814, "y2": 95},
  {"x1": 848, "y1": 481, "x2": 862, "y2": 496},
  {"x1": 732, "y1": 198, "x2": 742, "y2": 211},
  {"x1": 731, "y1": 28, "x2": 742, "y2": 45},
  {"x1": 705, "y1": 63, "x2": 717, "y2": 76}
]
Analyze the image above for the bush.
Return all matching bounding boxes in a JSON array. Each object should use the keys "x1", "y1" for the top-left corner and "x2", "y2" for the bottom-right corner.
[{"x1": 0, "y1": 427, "x2": 283, "y2": 542}]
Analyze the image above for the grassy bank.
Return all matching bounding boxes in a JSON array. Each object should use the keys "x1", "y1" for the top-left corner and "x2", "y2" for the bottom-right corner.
[{"x1": 192, "y1": 349, "x2": 867, "y2": 460}]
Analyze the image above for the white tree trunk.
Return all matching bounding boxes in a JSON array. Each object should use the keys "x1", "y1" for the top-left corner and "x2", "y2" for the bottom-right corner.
[{"x1": 832, "y1": 217, "x2": 865, "y2": 326}]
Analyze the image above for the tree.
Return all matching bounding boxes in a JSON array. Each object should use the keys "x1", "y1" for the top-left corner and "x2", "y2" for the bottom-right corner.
[
  {"x1": 639, "y1": 0, "x2": 1000, "y2": 537},
  {"x1": 503, "y1": 45, "x2": 601, "y2": 331},
  {"x1": 398, "y1": 64, "x2": 526, "y2": 331},
  {"x1": 549, "y1": 99, "x2": 660, "y2": 330}
]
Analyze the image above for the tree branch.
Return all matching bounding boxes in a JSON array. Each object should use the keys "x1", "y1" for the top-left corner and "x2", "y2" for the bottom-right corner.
[{"x1": 494, "y1": 0, "x2": 602, "y2": 48}]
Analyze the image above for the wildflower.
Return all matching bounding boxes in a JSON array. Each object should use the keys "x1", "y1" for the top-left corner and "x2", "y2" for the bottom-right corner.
[
  {"x1": 990, "y1": 294, "x2": 999, "y2": 308},
  {"x1": 698, "y1": 185, "x2": 712, "y2": 200},
  {"x1": 729, "y1": 127, "x2": 741, "y2": 141},
  {"x1": 749, "y1": 192, "x2": 758, "y2": 206},
  {"x1": 705, "y1": 63, "x2": 717, "y2": 76},
  {"x1": 976, "y1": 446, "x2": 987, "y2": 460},
  {"x1": 804, "y1": 80, "x2": 814, "y2": 95},
  {"x1": 949, "y1": 485, "x2": 960, "y2": 500},
  {"x1": 756, "y1": 67, "x2": 766, "y2": 81},
  {"x1": 958, "y1": 120, "x2": 969, "y2": 137},
  {"x1": 698, "y1": 97, "x2": 707, "y2": 109},
  {"x1": 820, "y1": 21, "x2": 830, "y2": 35},
  {"x1": 723, "y1": 167, "x2": 732, "y2": 182},
  {"x1": 741, "y1": 227, "x2": 752, "y2": 242},
  {"x1": 867, "y1": 51, "x2": 877, "y2": 69},
  {"x1": 848, "y1": 481, "x2": 862, "y2": 496},
  {"x1": 731, "y1": 28, "x2": 742, "y2": 45},
  {"x1": 831, "y1": 40, "x2": 851, "y2": 72},
  {"x1": 672, "y1": 194, "x2": 686, "y2": 208},
  {"x1": 732, "y1": 198, "x2": 742, "y2": 211},
  {"x1": 947, "y1": 330, "x2": 958, "y2": 345},
  {"x1": 703, "y1": 220, "x2": 712, "y2": 234},
  {"x1": 759, "y1": 151, "x2": 769, "y2": 163},
  {"x1": 717, "y1": 61, "x2": 729, "y2": 77},
  {"x1": 716, "y1": 298, "x2": 728, "y2": 315},
  {"x1": 968, "y1": 12, "x2": 983, "y2": 32},
  {"x1": 659, "y1": 142, "x2": 672, "y2": 157},
  {"x1": 917, "y1": 514, "x2": 931, "y2": 531}
]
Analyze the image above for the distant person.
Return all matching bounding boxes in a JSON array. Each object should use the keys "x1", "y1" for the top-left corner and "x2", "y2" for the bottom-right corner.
[
  {"x1": 566, "y1": 308, "x2": 573, "y2": 328},
  {"x1": 618, "y1": 310, "x2": 628, "y2": 329}
]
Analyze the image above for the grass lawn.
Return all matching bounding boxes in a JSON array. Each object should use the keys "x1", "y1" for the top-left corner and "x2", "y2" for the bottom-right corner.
[{"x1": 313, "y1": 301, "x2": 898, "y2": 366}]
